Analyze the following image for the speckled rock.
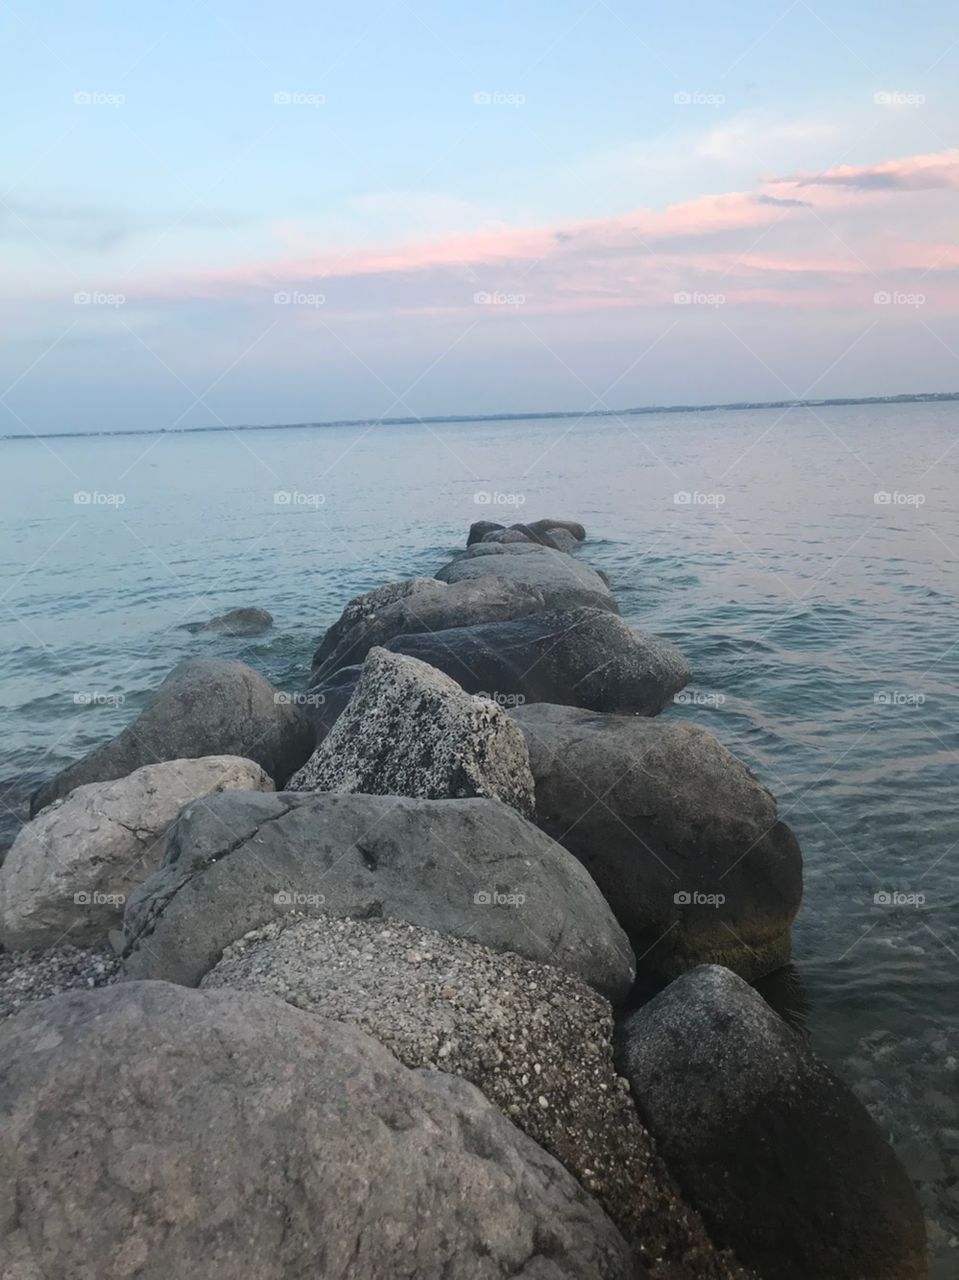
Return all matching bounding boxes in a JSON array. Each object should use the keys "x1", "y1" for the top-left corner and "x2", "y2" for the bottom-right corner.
[
  {"x1": 31, "y1": 658, "x2": 314, "y2": 814},
  {"x1": 386, "y1": 609, "x2": 688, "y2": 716},
  {"x1": 0, "y1": 981, "x2": 638, "y2": 1279},
  {"x1": 1, "y1": 756, "x2": 273, "y2": 949},
  {"x1": 0, "y1": 944, "x2": 119, "y2": 1021},
  {"x1": 513, "y1": 704, "x2": 802, "y2": 980},
  {"x1": 436, "y1": 542, "x2": 616, "y2": 613},
  {"x1": 204, "y1": 915, "x2": 752, "y2": 1280},
  {"x1": 121, "y1": 791, "x2": 635, "y2": 999},
  {"x1": 311, "y1": 575, "x2": 549, "y2": 680},
  {"x1": 290, "y1": 648, "x2": 535, "y2": 817},
  {"x1": 618, "y1": 965, "x2": 928, "y2": 1280}
]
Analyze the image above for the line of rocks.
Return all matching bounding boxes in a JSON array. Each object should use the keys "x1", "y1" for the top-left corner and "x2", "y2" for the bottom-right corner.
[{"x1": 0, "y1": 516, "x2": 928, "y2": 1279}]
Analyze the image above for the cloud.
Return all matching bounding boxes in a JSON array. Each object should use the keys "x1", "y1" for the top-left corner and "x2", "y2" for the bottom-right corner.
[{"x1": 770, "y1": 148, "x2": 959, "y2": 191}]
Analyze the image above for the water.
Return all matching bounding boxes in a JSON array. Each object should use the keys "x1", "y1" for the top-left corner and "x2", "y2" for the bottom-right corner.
[{"x1": 2, "y1": 403, "x2": 957, "y2": 1267}]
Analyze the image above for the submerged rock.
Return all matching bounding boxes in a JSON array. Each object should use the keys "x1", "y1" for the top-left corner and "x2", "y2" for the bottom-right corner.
[
  {"x1": 31, "y1": 658, "x2": 314, "y2": 813},
  {"x1": 121, "y1": 791, "x2": 635, "y2": 999},
  {"x1": 1, "y1": 756, "x2": 273, "y2": 949},
  {"x1": 182, "y1": 606, "x2": 273, "y2": 636},
  {"x1": 290, "y1": 648, "x2": 535, "y2": 817},
  {"x1": 618, "y1": 965, "x2": 927, "y2": 1280},
  {"x1": 513, "y1": 704, "x2": 802, "y2": 980},
  {"x1": 436, "y1": 542, "x2": 616, "y2": 613},
  {"x1": 0, "y1": 982, "x2": 637, "y2": 1280}
]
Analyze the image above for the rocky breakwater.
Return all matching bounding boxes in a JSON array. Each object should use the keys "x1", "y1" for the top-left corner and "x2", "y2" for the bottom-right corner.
[{"x1": 1, "y1": 515, "x2": 926, "y2": 1278}]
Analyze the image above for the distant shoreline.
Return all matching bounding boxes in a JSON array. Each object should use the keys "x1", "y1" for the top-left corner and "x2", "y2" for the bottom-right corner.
[{"x1": 3, "y1": 391, "x2": 958, "y2": 442}]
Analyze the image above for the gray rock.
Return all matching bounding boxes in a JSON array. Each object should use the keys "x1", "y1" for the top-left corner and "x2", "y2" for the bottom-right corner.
[
  {"x1": 618, "y1": 966, "x2": 927, "y2": 1280},
  {"x1": 1, "y1": 756, "x2": 274, "y2": 949},
  {"x1": 482, "y1": 527, "x2": 545, "y2": 545},
  {"x1": 182, "y1": 606, "x2": 274, "y2": 636},
  {"x1": 513, "y1": 705, "x2": 802, "y2": 980},
  {"x1": 541, "y1": 527, "x2": 579, "y2": 553},
  {"x1": 121, "y1": 791, "x2": 636, "y2": 1000},
  {"x1": 436, "y1": 543, "x2": 617, "y2": 614},
  {"x1": 31, "y1": 658, "x2": 315, "y2": 814},
  {"x1": 527, "y1": 518, "x2": 587, "y2": 542},
  {"x1": 290, "y1": 648, "x2": 535, "y2": 818},
  {"x1": 0, "y1": 943, "x2": 119, "y2": 1022},
  {"x1": 387, "y1": 609, "x2": 688, "y2": 716},
  {"x1": 467, "y1": 519, "x2": 506, "y2": 545},
  {"x1": 311, "y1": 574, "x2": 549, "y2": 681},
  {"x1": 0, "y1": 982, "x2": 637, "y2": 1280},
  {"x1": 204, "y1": 915, "x2": 751, "y2": 1280}
]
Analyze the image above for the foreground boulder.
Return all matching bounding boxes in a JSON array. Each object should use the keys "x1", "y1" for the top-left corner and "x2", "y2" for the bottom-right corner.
[
  {"x1": 0, "y1": 756, "x2": 273, "y2": 950},
  {"x1": 437, "y1": 542, "x2": 616, "y2": 613},
  {"x1": 513, "y1": 705, "x2": 802, "y2": 980},
  {"x1": 290, "y1": 649, "x2": 535, "y2": 817},
  {"x1": 311, "y1": 575, "x2": 549, "y2": 680},
  {"x1": 122, "y1": 791, "x2": 635, "y2": 999},
  {"x1": 0, "y1": 982, "x2": 637, "y2": 1280},
  {"x1": 31, "y1": 658, "x2": 314, "y2": 814},
  {"x1": 618, "y1": 966, "x2": 927, "y2": 1280},
  {"x1": 386, "y1": 609, "x2": 688, "y2": 716},
  {"x1": 182, "y1": 606, "x2": 273, "y2": 636},
  {"x1": 205, "y1": 915, "x2": 750, "y2": 1280}
]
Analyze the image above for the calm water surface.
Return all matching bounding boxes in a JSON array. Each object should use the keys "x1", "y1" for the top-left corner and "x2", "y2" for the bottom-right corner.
[{"x1": 1, "y1": 403, "x2": 957, "y2": 1266}]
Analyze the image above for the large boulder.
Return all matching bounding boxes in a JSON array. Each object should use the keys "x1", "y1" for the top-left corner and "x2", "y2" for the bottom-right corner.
[
  {"x1": 617, "y1": 966, "x2": 927, "y2": 1280},
  {"x1": 513, "y1": 704, "x2": 802, "y2": 980},
  {"x1": 289, "y1": 648, "x2": 535, "y2": 817},
  {"x1": 31, "y1": 658, "x2": 314, "y2": 814},
  {"x1": 121, "y1": 791, "x2": 636, "y2": 1000},
  {"x1": 0, "y1": 982, "x2": 637, "y2": 1280},
  {"x1": 0, "y1": 756, "x2": 273, "y2": 950},
  {"x1": 182, "y1": 605, "x2": 273, "y2": 636},
  {"x1": 311, "y1": 574, "x2": 549, "y2": 681},
  {"x1": 204, "y1": 915, "x2": 750, "y2": 1280},
  {"x1": 436, "y1": 543, "x2": 617, "y2": 613},
  {"x1": 386, "y1": 609, "x2": 688, "y2": 717},
  {"x1": 467, "y1": 519, "x2": 505, "y2": 545}
]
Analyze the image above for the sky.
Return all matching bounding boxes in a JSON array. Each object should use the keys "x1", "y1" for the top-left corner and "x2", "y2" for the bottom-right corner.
[{"x1": 2, "y1": 0, "x2": 959, "y2": 434}]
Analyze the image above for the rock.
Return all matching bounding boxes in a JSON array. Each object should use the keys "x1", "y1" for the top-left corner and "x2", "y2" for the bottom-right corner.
[
  {"x1": 527, "y1": 518, "x2": 587, "y2": 542},
  {"x1": 436, "y1": 542, "x2": 617, "y2": 613},
  {"x1": 618, "y1": 965, "x2": 927, "y2": 1280},
  {"x1": 1, "y1": 756, "x2": 274, "y2": 950},
  {"x1": 0, "y1": 943, "x2": 119, "y2": 1021},
  {"x1": 387, "y1": 609, "x2": 688, "y2": 716},
  {"x1": 0, "y1": 982, "x2": 637, "y2": 1280},
  {"x1": 482, "y1": 527, "x2": 546, "y2": 545},
  {"x1": 541, "y1": 527, "x2": 579, "y2": 553},
  {"x1": 121, "y1": 790, "x2": 635, "y2": 999},
  {"x1": 182, "y1": 606, "x2": 273, "y2": 636},
  {"x1": 467, "y1": 519, "x2": 505, "y2": 545},
  {"x1": 290, "y1": 648, "x2": 535, "y2": 817},
  {"x1": 31, "y1": 658, "x2": 315, "y2": 814},
  {"x1": 513, "y1": 705, "x2": 802, "y2": 980},
  {"x1": 204, "y1": 915, "x2": 751, "y2": 1280},
  {"x1": 311, "y1": 575, "x2": 549, "y2": 681}
]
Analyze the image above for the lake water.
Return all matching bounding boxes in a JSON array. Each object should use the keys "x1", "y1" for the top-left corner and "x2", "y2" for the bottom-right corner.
[{"x1": 1, "y1": 403, "x2": 957, "y2": 1268}]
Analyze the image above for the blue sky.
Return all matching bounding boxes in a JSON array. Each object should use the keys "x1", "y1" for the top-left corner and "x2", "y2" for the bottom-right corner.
[{"x1": 3, "y1": 1, "x2": 959, "y2": 433}]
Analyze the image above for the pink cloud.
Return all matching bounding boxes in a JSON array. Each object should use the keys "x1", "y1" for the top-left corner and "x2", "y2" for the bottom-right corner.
[{"x1": 769, "y1": 148, "x2": 959, "y2": 192}]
